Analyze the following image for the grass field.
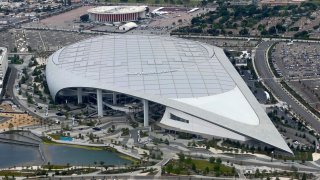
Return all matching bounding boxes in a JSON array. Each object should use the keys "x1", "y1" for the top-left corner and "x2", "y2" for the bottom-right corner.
[
  {"x1": 192, "y1": 159, "x2": 234, "y2": 173},
  {"x1": 164, "y1": 158, "x2": 236, "y2": 176},
  {"x1": 0, "y1": 170, "x2": 34, "y2": 177}
]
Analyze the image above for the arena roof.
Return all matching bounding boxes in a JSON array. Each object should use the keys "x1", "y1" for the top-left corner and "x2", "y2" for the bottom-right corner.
[
  {"x1": 87, "y1": 6, "x2": 146, "y2": 14},
  {"x1": 46, "y1": 35, "x2": 292, "y2": 154},
  {"x1": 53, "y1": 35, "x2": 235, "y2": 99}
]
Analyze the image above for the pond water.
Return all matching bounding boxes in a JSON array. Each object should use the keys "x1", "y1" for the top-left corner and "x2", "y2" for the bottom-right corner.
[
  {"x1": 0, "y1": 143, "x2": 42, "y2": 168},
  {"x1": 0, "y1": 142, "x2": 132, "y2": 168},
  {"x1": 43, "y1": 144, "x2": 131, "y2": 166},
  {"x1": 59, "y1": 136, "x2": 73, "y2": 141}
]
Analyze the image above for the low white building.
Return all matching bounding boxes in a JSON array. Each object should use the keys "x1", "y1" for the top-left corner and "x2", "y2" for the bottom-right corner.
[{"x1": 119, "y1": 22, "x2": 138, "y2": 31}]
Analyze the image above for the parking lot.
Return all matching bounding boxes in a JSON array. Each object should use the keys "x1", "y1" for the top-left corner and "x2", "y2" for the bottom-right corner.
[
  {"x1": 0, "y1": 30, "x2": 15, "y2": 52},
  {"x1": 273, "y1": 42, "x2": 320, "y2": 79},
  {"x1": 25, "y1": 30, "x2": 97, "y2": 51},
  {"x1": 273, "y1": 42, "x2": 320, "y2": 110}
]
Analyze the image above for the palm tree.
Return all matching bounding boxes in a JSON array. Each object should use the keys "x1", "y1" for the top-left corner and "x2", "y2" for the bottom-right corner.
[
  {"x1": 99, "y1": 161, "x2": 105, "y2": 167},
  {"x1": 8, "y1": 123, "x2": 14, "y2": 131}
]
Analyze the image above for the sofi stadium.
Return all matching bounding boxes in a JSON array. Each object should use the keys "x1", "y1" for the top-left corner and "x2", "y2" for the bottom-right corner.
[{"x1": 46, "y1": 35, "x2": 292, "y2": 154}]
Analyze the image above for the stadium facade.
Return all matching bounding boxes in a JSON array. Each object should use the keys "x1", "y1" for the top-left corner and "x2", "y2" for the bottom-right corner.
[
  {"x1": 46, "y1": 35, "x2": 292, "y2": 154},
  {"x1": 87, "y1": 6, "x2": 147, "y2": 22}
]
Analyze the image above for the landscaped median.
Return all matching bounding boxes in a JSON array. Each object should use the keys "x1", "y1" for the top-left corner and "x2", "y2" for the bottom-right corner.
[{"x1": 0, "y1": 166, "x2": 100, "y2": 178}]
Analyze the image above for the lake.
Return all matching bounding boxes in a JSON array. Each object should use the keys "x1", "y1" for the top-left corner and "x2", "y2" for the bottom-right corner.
[
  {"x1": 0, "y1": 143, "x2": 42, "y2": 168},
  {"x1": 0, "y1": 142, "x2": 132, "y2": 168},
  {"x1": 43, "y1": 144, "x2": 131, "y2": 166}
]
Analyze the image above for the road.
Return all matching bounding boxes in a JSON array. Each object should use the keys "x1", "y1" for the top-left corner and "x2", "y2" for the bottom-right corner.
[
  {"x1": 175, "y1": 34, "x2": 320, "y2": 44},
  {"x1": 254, "y1": 41, "x2": 320, "y2": 132},
  {"x1": 4, "y1": 65, "x2": 44, "y2": 120}
]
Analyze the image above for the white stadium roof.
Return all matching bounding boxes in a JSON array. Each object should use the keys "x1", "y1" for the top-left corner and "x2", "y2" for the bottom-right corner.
[
  {"x1": 88, "y1": 6, "x2": 146, "y2": 14},
  {"x1": 46, "y1": 35, "x2": 292, "y2": 153}
]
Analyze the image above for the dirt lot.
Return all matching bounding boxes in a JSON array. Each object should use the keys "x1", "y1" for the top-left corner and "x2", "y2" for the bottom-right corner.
[{"x1": 41, "y1": 6, "x2": 93, "y2": 27}]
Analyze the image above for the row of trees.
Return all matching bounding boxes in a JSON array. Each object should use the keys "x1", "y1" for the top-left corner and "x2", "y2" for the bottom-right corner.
[{"x1": 173, "y1": 2, "x2": 319, "y2": 39}]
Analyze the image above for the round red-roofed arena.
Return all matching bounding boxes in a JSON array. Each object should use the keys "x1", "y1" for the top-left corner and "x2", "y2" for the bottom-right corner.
[{"x1": 88, "y1": 6, "x2": 147, "y2": 22}]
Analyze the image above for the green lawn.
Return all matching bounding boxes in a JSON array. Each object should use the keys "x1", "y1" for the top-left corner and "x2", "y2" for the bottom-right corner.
[
  {"x1": 192, "y1": 159, "x2": 233, "y2": 173},
  {"x1": 292, "y1": 151, "x2": 313, "y2": 161},
  {"x1": 48, "y1": 134, "x2": 60, "y2": 140},
  {"x1": 164, "y1": 158, "x2": 236, "y2": 177},
  {"x1": 0, "y1": 170, "x2": 34, "y2": 177}
]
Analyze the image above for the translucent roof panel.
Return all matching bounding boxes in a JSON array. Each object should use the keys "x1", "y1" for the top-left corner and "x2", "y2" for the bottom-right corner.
[{"x1": 53, "y1": 35, "x2": 236, "y2": 99}]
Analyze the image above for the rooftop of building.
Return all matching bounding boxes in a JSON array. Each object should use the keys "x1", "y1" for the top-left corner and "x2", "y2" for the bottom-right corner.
[
  {"x1": 52, "y1": 35, "x2": 235, "y2": 99},
  {"x1": 0, "y1": 47, "x2": 7, "y2": 63},
  {"x1": 87, "y1": 6, "x2": 147, "y2": 14}
]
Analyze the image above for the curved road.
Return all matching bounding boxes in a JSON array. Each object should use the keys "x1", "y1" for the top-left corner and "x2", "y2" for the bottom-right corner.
[
  {"x1": 4, "y1": 65, "x2": 45, "y2": 120},
  {"x1": 255, "y1": 41, "x2": 320, "y2": 132}
]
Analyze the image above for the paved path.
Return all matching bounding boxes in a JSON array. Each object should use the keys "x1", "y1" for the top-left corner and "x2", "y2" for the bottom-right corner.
[{"x1": 254, "y1": 41, "x2": 320, "y2": 132}]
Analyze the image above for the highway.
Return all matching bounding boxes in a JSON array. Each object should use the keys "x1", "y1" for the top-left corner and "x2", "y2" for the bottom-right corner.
[{"x1": 254, "y1": 41, "x2": 320, "y2": 132}]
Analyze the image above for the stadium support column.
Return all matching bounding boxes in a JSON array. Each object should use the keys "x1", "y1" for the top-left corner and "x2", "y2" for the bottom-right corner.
[
  {"x1": 143, "y1": 99, "x2": 149, "y2": 127},
  {"x1": 97, "y1": 89, "x2": 103, "y2": 117},
  {"x1": 77, "y1": 88, "x2": 82, "y2": 104},
  {"x1": 113, "y1": 92, "x2": 117, "y2": 105}
]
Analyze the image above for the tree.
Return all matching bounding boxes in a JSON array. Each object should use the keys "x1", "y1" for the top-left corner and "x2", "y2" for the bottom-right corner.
[
  {"x1": 100, "y1": 161, "x2": 105, "y2": 167},
  {"x1": 239, "y1": 28, "x2": 249, "y2": 36},
  {"x1": 27, "y1": 95, "x2": 34, "y2": 104},
  {"x1": 8, "y1": 123, "x2": 14, "y2": 130},
  {"x1": 178, "y1": 152, "x2": 185, "y2": 162},
  {"x1": 80, "y1": 14, "x2": 89, "y2": 22},
  {"x1": 209, "y1": 157, "x2": 215, "y2": 163},
  {"x1": 164, "y1": 138, "x2": 169, "y2": 145},
  {"x1": 268, "y1": 26, "x2": 277, "y2": 35},
  {"x1": 214, "y1": 164, "x2": 220, "y2": 172},
  {"x1": 166, "y1": 164, "x2": 173, "y2": 173},
  {"x1": 294, "y1": 31, "x2": 309, "y2": 39},
  {"x1": 216, "y1": 158, "x2": 222, "y2": 164},
  {"x1": 204, "y1": 166, "x2": 209, "y2": 174},
  {"x1": 191, "y1": 163, "x2": 196, "y2": 171},
  {"x1": 201, "y1": 0, "x2": 208, "y2": 6}
]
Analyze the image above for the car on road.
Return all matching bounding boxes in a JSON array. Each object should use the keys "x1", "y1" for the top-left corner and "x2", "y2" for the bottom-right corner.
[
  {"x1": 92, "y1": 127, "x2": 101, "y2": 131},
  {"x1": 56, "y1": 112, "x2": 63, "y2": 116}
]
